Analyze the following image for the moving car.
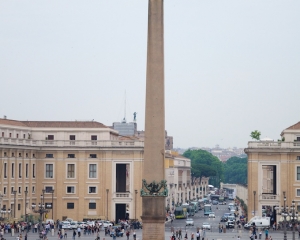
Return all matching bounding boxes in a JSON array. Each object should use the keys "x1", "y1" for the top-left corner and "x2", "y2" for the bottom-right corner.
[
  {"x1": 208, "y1": 212, "x2": 215, "y2": 218},
  {"x1": 202, "y1": 222, "x2": 211, "y2": 230},
  {"x1": 185, "y1": 218, "x2": 194, "y2": 226},
  {"x1": 220, "y1": 216, "x2": 228, "y2": 222},
  {"x1": 226, "y1": 220, "x2": 235, "y2": 228},
  {"x1": 212, "y1": 200, "x2": 218, "y2": 205}
]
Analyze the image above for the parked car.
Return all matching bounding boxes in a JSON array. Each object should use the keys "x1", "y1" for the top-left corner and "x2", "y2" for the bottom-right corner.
[
  {"x1": 70, "y1": 221, "x2": 78, "y2": 229},
  {"x1": 102, "y1": 221, "x2": 113, "y2": 228},
  {"x1": 208, "y1": 212, "x2": 215, "y2": 218},
  {"x1": 78, "y1": 222, "x2": 87, "y2": 229},
  {"x1": 185, "y1": 218, "x2": 194, "y2": 226},
  {"x1": 62, "y1": 221, "x2": 71, "y2": 229},
  {"x1": 202, "y1": 222, "x2": 211, "y2": 230},
  {"x1": 86, "y1": 221, "x2": 95, "y2": 227}
]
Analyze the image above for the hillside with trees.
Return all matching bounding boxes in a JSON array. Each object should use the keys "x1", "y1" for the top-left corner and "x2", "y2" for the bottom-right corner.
[
  {"x1": 183, "y1": 149, "x2": 224, "y2": 188},
  {"x1": 223, "y1": 156, "x2": 248, "y2": 184}
]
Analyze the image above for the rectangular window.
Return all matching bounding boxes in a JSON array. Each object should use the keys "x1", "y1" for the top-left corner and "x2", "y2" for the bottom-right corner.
[
  {"x1": 297, "y1": 137, "x2": 300, "y2": 141},
  {"x1": 89, "y1": 164, "x2": 97, "y2": 178},
  {"x1": 67, "y1": 154, "x2": 75, "y2": 158},
  {"x1": 297, "y1": 156, "x2": 300, "y2": 160},
  {"x1": 12, "y1": 152, "x2": 15, "y2": 157},
  {"x1": 23, "y1": 134, "x2": 25, "y2": 139},
  {"x1": 32, "y1": 186, "x2": 35, "y2": 193},
  {"x1": 19, "y1": 163, "x2": 22, "y2": 178},
  {"x1": 1, "y1": 132, "x2": 4, "y2": 137},
  {"x1": 26, "y1": 164, "x2": 28, "y2": 178},
  {"x1": 4, "y1": 187, "x2": 6, "y2": 195},
  {"x1": 33, "y1": 164, "x2": 35, "y2": 178},
  {"x1": 46, "y1": 164, "x2": 53, "y2": 178},
  {"x1": 45, "y1": 186, "x2": 53, "y2": 193},
  {"x1": 11, "y1": 187, "x2": 14, "y2": 194},
  {"x1": 19, "y1": 153, "x2": 22, "y2": 157},
  {"x1": 46, "y1": 154, "x2": 54, "y2": 158},
  {"x1": 69, "y1": 135, "x2": 75, "y2": 140},
  {"x1": 16, "y1": 134, "x2": 19, "y2": 138},
  {"x1": 90, "y1": 154, "x2": 97, "y2": 158},
  {"x1": 48, "y1": 135, "x2": 54, "y2": 140},
  {"x1": 67, "y1": 186, "x2": 75, "y2": 193},
  {"x1": 18, "y1": 204, "x2": 21, "y2": 210},
  {"x1": 91, "y1": 135, "x2": 97, "y2": 140},
  {"x1": 12, "y1": 163, "x2": 14, "y2": 178},
  {"x1": 33, "y1": 153, "x2": 35, "y2": 158},
  {"x1": 297, "y1": 189, "x2": 300, "y2": 196},
  {"x1": 67, "y1": 203, "x2": 74, "y2": 209},
  {"x1": 4, "y1": 152, "x2": 7, "y2": 157},
  {"x1": 18, "y1": 187, "x2": 21, "y2": 194},
  {"x1": 4, "y1": 163, "x2": 7, "y2": 178},
  {"x1": 25, "y1": 186, "x2": 28, "y2": 192},
  {"x1": 297, "y1": 167, "x2": 300, "y2": 180},
  {"x1": 89, "y1": 187, "x2": 96, "y2": 193},
  {"x1": 9, "y1": 133, "x2": 11, "y2": 138},
  {"x1": 25, "y1": 153, "x2": 28, "y2": 158},
  {"x1": 89, "y1": 203, "x2": 96, "y2": 209},
  {"x1": 67, "y1": 164, "x2": 75, "y2": 178}
]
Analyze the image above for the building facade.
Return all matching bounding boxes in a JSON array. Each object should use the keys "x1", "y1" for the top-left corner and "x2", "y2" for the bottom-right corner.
[
  {"x1": 0, "y1": 118, "x2": 144, "y2": 222},
  {"x1": 245, "y1": 121, "x2": 300, "y2": 220}
]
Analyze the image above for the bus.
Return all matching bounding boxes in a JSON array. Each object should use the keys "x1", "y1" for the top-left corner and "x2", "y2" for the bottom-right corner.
[
  {"x1": 182, "y1": 204, "x2": 195, "y2": 217},
  {"x1": 174, "y1": 206, "x2": 187, "y2": 219},
  {"x1": 190, "y1": 201, "x2": 199, "y2": 213},
  {"x1": 204, "y1": 204, "x2": 212, "y2": 215},
  {"x1": 198, "y1": 199, "x2": 205, "y2": 210}
]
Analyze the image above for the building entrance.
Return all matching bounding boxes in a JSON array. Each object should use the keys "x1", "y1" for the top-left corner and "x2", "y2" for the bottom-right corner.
[{"x1": 115, "y1": 204, "x2": 128, "y2": 222}]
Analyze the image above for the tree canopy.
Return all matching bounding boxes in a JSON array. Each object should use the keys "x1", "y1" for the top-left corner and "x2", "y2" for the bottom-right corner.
[
  {"x1": 223, "y1": 156, "x2": 248, "y2": 185},
  {"x1": 183, "y1": 149, "x2": 224, "y2": 187},
  {"x1": 250, "y1": 130, "x2": 261, "y2": 140}
]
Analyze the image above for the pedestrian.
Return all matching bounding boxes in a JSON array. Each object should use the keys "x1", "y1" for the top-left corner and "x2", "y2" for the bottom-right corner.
[
  {"x1": 133, "y1": 231, "x2": 136, "y2": 240},
  {"x1": 265, "y1": 228, "x2": 269, "y2": 239},
  {"x1": 259, "y1": 230, "x2": 262, "y2": 239},
  {"x1": 72, "y1": 230, "x2": 76, "y2": 240},
  {"x1": 126, "y1": 230, "x2": 130, "y2": 240},
  {"x1": 191, "y1": 232, "x2": 194, "y2": 240},
  {"x1": 184, "y1": 231, "x2": 188, "y2": 240},
  {"x1": 237, "y1": 236, "x2": 240, "y2": 240}
]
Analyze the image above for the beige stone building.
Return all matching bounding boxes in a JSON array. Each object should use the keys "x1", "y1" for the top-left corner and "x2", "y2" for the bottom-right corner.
[
  {"x1": 165, "y1": 151, "x2": 209, "y2": 211},
  {"x1": 245, "y1": 121, "x2": 300, "y2": 220},
  {"x1": 0, "y1": 118, "x2": 144, "y2": 222}
]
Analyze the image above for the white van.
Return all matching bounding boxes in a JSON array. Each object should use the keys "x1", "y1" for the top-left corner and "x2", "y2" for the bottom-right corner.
[{"x1": 244, "y1": 216, "x2": 270, "y2": 229}]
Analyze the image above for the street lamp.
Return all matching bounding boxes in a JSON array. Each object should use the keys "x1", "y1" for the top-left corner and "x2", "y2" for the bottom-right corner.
[
  {"x1": 289, "y1": 200, "x2": 298, "y2": 240},
  {"x1": 50, "y1": 189, "x2": 55, "y2": 219},
  {"x1": 32, "y1": 190, "x2": 49, "y2": 232},
  {"x1": 106, "y1": 189, "x2": 109, "y2": 220},
  {"x1": 275, "y1": 191, "x2": 288, "y2": 240},
  {"x1": 253, "y1": 191, "x2": 256, "y2": 216},
  {"x1": 13, "y1": 190, "x2": 17, "y2": 218},
  {"x1": 24, "y1": 190, "x2": 28, "y2": 230},
  {"x1": 135, "y1": 190, "x2": 138, "y2": 220}
]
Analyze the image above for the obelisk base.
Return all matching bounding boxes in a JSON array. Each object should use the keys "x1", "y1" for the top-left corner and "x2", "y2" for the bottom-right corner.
[{"x1": 141, "y1": 197, "x2": 165, "y2": 240}]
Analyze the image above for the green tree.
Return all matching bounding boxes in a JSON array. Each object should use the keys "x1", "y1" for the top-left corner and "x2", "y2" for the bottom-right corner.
[
  {"x1": 250, "y1": 130, "x2": 261, "y2": 140},
  {"x1": 224, "y1": 156, "x2": 247, "y2": 184},
  {"x1": 183, "y1": 149, "x2": 224, "y2": 187}
]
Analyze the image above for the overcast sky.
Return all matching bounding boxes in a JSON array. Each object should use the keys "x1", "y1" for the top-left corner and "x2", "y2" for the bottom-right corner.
[{"x1": 1, "y1": 1, "x2": 299, "y2": 149}]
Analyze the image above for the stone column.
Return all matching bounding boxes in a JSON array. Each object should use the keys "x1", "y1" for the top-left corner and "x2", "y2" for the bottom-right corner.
[{"x1": 141, "y1": 0, "x2": 165, "y2": 240}]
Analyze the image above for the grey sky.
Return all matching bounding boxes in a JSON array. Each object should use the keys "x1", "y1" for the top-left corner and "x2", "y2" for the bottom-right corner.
[{"x1": 1, "y1": 1, "x2": 299, "y2": 149}]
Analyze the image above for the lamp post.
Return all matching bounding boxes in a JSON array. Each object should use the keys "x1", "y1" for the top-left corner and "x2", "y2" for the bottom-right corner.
[
  {"x1": 50, "y1": 189, "x2": 55, "y2": 219},
  {"x1": 13, "y1": 190, "x2": 17, "y2": 218},
  {"x1": 24, "y1": 190, "x2": 28, "y2": 230},
  {"x1": 289, "y1": 200, "x2": 298, "y2": 240},
  {"x1": 135, "y1": 190, "x2": 138, "y2": 220},
  {"x1": 32, "y1": 190, "x2": 49, "y2": 232},
  {"x1": 276, "y1": 191, "x2": 288, "y2": 240},
  {"x1": 253, "y1": 190, "x2": 256, "y2": 216},
  {"x1": 106, "y1": 189, "x2": 109, "y2": 220}
]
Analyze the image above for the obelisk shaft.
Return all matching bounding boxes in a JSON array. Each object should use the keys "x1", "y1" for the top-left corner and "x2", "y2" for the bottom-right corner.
[{"x1": 142, "y1": 0, "x2": 165, "y2": 239}]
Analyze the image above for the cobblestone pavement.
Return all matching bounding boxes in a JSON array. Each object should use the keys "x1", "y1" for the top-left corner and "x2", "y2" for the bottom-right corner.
[{"x1": 1, "y1": 229, "x2": 297, "y2": 240}]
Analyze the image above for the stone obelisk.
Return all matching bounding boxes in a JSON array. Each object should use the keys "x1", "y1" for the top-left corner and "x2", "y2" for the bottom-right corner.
[{"x1": 141, "y1": 0, "x2": 166, "y2": 239}]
